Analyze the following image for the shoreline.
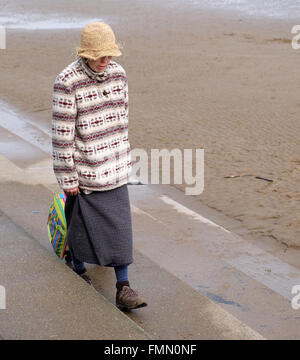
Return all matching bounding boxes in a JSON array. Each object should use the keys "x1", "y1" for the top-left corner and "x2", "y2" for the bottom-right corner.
[
  {"x1": 2, "y1": 0, "x2": 300, "y2": 23},
  {"x1": 0, "y1": 0, "x2": 299, "y2": 247}
]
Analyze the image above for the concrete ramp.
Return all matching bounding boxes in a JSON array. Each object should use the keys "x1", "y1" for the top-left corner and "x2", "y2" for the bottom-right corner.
[{"x1": 0, "y1": 211, "x2": 150, "y2": 340}]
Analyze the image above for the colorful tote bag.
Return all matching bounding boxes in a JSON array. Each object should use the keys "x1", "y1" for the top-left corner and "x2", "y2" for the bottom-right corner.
[{"x1": 47, "y1": 192, "x2": 69, "y2": 260}]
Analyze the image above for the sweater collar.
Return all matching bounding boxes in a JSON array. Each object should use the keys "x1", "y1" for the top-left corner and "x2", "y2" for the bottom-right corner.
[{"x1": 78, "y1": 57, "x2": 108, "y2": 82}]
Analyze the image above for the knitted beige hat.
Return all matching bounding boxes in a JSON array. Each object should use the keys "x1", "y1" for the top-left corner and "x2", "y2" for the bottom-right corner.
[{"x1": 76, "y1": 22, "x2": 122, "y2": 60}]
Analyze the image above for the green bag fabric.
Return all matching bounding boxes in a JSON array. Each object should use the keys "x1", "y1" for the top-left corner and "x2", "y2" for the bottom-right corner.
[{"x1": 47, "y1": 192, "x2": 69, "y2": 260}]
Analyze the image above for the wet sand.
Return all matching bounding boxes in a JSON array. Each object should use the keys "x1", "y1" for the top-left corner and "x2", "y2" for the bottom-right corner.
[{"x1": 0, "y1": 0, "x2": 299, "y2": 247}]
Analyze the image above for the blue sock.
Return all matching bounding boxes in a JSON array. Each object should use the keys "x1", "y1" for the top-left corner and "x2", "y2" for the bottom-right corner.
[
  {"x1": 69, "y1": 247, "x2": 86, "y2": 274},
  {"x1": 114, "y1": 265, "x2": 129, "y2": 283}
]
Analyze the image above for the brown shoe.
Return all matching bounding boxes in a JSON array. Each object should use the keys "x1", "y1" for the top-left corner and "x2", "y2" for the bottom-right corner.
[
  {"x1": 80, "y1": 271, "x2": 92, "y2": 286},
  {"x1": 116, "y1": 285, "x2": 147, "y2": 310}
]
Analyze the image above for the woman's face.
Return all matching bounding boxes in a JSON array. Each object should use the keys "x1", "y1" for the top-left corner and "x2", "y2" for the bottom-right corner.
[{"x1": 87, "y1": 56, "x2": 112, "y2": 72}]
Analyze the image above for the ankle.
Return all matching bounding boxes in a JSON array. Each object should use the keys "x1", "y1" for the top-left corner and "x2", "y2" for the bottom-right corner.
[
  {"x1": 116, "y1": 280, "x2": 130, "y2": 292},
  {"x1": 75, "y1": 268, "x2": 87, "y2": 275}
]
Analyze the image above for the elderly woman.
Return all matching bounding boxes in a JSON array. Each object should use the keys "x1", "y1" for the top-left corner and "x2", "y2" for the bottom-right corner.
[{"x1": 51, "y1": 22, "x2": 147, "y2": 311}]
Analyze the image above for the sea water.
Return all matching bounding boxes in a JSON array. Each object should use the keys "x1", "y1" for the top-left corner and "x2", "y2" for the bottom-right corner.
[
  {"x1": 1, "y1": 0, "x2": 299, "y2": 29},
  {"x1": 188, "y1": 0, "x2": 300, "y2": 19},
  {"x1": 0, "y1": 14, "x2": 105, "y2": 30}
]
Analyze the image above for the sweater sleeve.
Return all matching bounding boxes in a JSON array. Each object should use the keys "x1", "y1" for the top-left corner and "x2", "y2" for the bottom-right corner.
[
  {"x1": 123, "y1": 74, "x2": 129, "y2": 123},
  {"x1": 51, "y1": 75, "x2": 79, "y2": 190},
  {"x1": 122, "y1": 73, "x2": 132, "y2": 176}
]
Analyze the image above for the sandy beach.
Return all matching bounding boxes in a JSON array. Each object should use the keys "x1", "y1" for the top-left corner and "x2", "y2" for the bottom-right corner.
[{"x1": 0, "y1": 0, "x2": 299, "y2": 247}]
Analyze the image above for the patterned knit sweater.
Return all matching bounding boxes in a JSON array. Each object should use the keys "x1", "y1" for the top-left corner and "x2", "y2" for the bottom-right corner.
[{"x1": 52, "y1": 57, "x2": 132, "y2": 191}]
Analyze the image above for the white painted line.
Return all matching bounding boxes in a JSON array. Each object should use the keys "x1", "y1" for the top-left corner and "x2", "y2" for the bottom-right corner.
[
  {"x1": 131, "y1": 205, "x2": 165, "y2": 225},
  {"x1": 127, "y1": 175, "x2": 144, "y2": 185},
  {"x1": 160, "y1": 195, "x2": 230, "y2": 233},
  {"x1": 135, "y1": 194, "x2": 300, "y2": 302},
  {"x1": 0, "y1": 100, "x2": 52, "y2": 137},
  {"x1": 0, "y1": 100, "x2": 51, "y2": 154}
]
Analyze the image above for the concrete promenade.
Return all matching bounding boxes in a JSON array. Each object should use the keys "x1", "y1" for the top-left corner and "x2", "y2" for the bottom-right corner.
[{"x1": 0, "y1": 154, "x2": 267, "y2": 340}]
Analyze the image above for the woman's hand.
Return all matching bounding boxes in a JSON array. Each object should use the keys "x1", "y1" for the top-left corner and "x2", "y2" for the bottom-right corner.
[{"x1": 64, "y1": 187, "x2": 81, "y2": 196}]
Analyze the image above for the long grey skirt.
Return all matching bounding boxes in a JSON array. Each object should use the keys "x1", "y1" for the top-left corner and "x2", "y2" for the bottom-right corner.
[{"x1": 64, "y1": 184, "x2": 133, "y2": 267}]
